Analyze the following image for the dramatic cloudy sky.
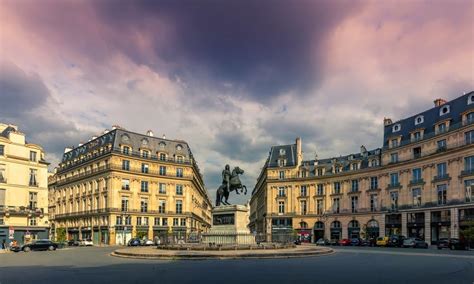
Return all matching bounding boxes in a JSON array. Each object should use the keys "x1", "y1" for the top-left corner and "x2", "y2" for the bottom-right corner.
[{"x1": 1, "y1": 0, "x2": 473, "y2": 204}]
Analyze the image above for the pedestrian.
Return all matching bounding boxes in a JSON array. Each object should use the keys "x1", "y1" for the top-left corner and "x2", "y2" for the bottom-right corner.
[{"x1": 1, "y1": 239, "x2": 5, "y2": 250}]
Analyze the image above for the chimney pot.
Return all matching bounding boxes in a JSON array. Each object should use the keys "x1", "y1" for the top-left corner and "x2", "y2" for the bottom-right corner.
[{"x1": 434, "y1": 98, "x2": 447, "y2": 107}]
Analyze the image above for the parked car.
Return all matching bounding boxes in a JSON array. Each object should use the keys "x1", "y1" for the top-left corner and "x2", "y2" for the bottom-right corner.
[
  {"x1": 376, "y1": 237, "x2": 389, "y2": 246},
  {"x1": 141, "y1": 239, "x2": 154, "y2": 246},
  {"x1": 339, "y1": 239, "x2": 351, "y2": 246},
  {"x1": 388, "y1": 235, "x2": 406, "y2": 247},
  {"x1": 19, "y1": 240, "x2": 58, "y2": 252},
  {"x1": 127, "y1": 238, "x2": 141, "y2": 246},
  {"x1": 294, "y1": 239, "x2": 302, "y2": 245},
  {"x1": 67, "y1": 240, "x2": 79, "y2": 246},
  {"x1": 403, "y1": 238, "x2": 428, "y2": 248},
  {"x1": 329, "y1": 239, "x2": 340, "y2": 246},
  {"x1": 78, "y1": 239, "x2": 93, "y2": 246},
  {"x1": 350, "y1": 238, "x2": 361, "y2": 246},
  {"x1": 316, "y1": 238, "x2": 330, "y2": 246},
  {"x1": 438, "y1": 238, "x2": 468, "y2": 250}
]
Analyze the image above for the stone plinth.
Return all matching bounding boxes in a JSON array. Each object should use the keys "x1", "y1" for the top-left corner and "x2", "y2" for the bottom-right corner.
[{"x1": 202, "y1": 204, "x2": 255, "y2": 245}]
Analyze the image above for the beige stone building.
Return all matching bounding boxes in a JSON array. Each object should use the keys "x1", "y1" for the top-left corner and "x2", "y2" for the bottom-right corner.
[
  {"x1": 0, "y1": 123, "x2": 49, "y2": 245},
  {"x1": 49, "y1": 126, "x2": 212, "y2": 245},
  {"x1": 250, "y1": 92, "x2": 474, "y2": 245}
]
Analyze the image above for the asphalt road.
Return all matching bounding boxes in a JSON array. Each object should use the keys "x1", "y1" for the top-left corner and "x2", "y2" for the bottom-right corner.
[{"x1": 0, "y1": 245, "x2": 473, "y2": 284}]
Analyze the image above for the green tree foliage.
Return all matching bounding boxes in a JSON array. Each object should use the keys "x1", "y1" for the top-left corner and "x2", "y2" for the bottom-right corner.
[{"x1": 56, "y1": 228, "x2": 67, "y2": 243}]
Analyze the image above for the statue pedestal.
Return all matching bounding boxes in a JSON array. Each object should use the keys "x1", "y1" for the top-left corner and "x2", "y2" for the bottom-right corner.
[{"x1": 202, "y1": 204, "x2": 255, "y2": 245}]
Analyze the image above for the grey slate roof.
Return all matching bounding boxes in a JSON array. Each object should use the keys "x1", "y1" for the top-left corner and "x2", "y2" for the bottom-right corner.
[
  {"x1": 267, "y1": 144, "x2": 297, "y2": 167},
  {"x1": 383, "y1": 91, "x2": 474, "y2": 147}
]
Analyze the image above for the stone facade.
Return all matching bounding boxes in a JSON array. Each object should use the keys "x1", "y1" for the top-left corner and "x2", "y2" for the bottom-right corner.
[
  {"x1": 49, "y1": 126, "x2": 212, "y2": 245},
  {"x1": 0, "y1": 123, "x2": 49, "y2": 245},
  {"x1": 250, "y1": 92, "x2": 474, "y2": 245}
]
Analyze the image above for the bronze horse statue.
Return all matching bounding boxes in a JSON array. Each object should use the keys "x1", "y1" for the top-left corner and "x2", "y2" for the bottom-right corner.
[{"x1": 216, "y1": 166, "x2": 247, "y2": 206}]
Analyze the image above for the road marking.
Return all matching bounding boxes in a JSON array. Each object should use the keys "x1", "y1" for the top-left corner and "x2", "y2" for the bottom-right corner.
[{"x1": 334, "y1": 248, "x2": 474, "y2": 259}]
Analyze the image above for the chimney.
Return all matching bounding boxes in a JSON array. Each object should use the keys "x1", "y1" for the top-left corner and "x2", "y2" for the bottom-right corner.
[
  {"x1": 383, "y1": 117, "x2": 393, "y2": 126},
  {"x1": 296, "y1": 137, "x2": 302, "y2": 165},
  {"x1": 434, "y1": 98, "x2": 447, "y2": 107},
  {"x1": 146, "y1": 130, "x2": 154, "y2": 137}
]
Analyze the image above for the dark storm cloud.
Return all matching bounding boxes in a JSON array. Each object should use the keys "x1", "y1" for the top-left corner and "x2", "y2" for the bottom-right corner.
[{"x1": 93, "y1": 0, "x2": 363, "y2": 100}]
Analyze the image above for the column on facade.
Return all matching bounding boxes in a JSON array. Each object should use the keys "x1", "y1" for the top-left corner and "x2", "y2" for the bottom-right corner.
[
  {"x1": 401, "y1": 212, "x2": 408, "y2": 237},
  {"x1": 451, "y1": 207, "x2": 459, "y2": 239},
  {"x1": 341, "y1": 219, "x2": 348, "y2": 239},
  {"x1": 379, "y1": 214, "x2": 386, "y2": 237},
  {"x1": 424, "y1": 210, "x2": 431, "y2": 244}
]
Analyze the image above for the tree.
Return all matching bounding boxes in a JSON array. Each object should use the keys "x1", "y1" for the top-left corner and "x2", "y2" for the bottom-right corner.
[
  {"x1": 135, "y1": 231, "x2": 148, "y2": 239},
  {"x1": 56, "y1": 228, "x2": 67, "y2": 243},
  {"x1": 461, "y1": 221, "x2": 474, "y2": 248}
]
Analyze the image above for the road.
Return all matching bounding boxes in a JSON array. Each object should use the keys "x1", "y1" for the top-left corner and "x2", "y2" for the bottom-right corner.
[{"x1": 0, "y1": 245, "x2": 473, "y2": 284}]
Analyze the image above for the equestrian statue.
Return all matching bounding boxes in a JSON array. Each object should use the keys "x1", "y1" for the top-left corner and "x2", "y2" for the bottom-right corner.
[{"x1": 215, "y1": 164, "x2": 247, "y2": 206}]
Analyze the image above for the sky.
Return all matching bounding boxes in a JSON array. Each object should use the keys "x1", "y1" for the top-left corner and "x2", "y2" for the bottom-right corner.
[{"x1": 1, "y1": 0, "x2": 473, "y2": 204}]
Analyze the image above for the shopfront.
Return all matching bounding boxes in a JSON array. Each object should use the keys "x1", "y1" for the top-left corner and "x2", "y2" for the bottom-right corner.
[
  {"x1": 407, "y1": 212, "x2": 425, "y2": 239},
  {"x1": 431, "y1": 210, "x2": 451, "y2": 245},
  {"x1": 171, "y1": 227, "x2": 187, "y2": 243},
  {"x1": 81, "y1": 227, "x2": 92, "y2": 240},
  {"x1": 365, "y1": 219, "x2": 379, "y2": 238},
  {"x1": 153, "y1": 226, "x2": 169, "y2": 244},
  {"x1": 313, "y1": 221, "x2": 325, "y2": 242},
  {"x1": 459, "y1": 208, "x2": 474, "y2": 248},
  {"x1": 271, "y1": 218, "x2": 293, "y2": 243},
  {"x1": 330, "y1": 221, "x2": 342, "y2": 241},
  {"x1": 348, "y1": 220, "x2": 360, "y2": 239},
  {"x1": 68, "y1": 228, "x2": 79, "y2": 241},
  {"x1": 115, "y1": 226, "x2": 132, "y2": 245},
  {"x1": 385, "y1": 214, "x2": 401, "y2": 236},
  {"x1": 100, "y1": 228, "x2": 109, "y2": 244}
]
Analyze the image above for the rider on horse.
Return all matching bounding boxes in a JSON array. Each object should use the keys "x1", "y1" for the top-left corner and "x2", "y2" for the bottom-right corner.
[{"x1": 222, "y1": 164, "x2": 232, "y2": 194}]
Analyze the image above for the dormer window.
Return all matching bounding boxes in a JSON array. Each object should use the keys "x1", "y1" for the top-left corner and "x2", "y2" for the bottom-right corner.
[
  {"x1": 317, "y1": 168, "x2": 323, "y2": 176},
  {"x1": 279, "y1": 149, "x2": 286, "y2": 155},
  {"x1": 278, "y1": 159, "x2": 286, "y2": 167},
  {"x1": 437, "y1": 122, "x2": 447, "y2": 133},
  {"x1": 412, "y1": 131, "x2": 422, "y2": 141},
  {"x1": 176, "y1": 144, "x2": 183, "y2": 151},
  {"x1": 122, "y1": 146, "x2": 130, "y2": 155},
  {"x1": 391, "y1": 139, "x2": 399, "y2": 148},
  {"x1": 392, "y1": 124, "x2": 401, "y2": 133},
  {"x1": 370, "y1": 159, "x2": 379, "y2": 167},
  {"x1": 159, "y1": 142, "x2": 166, "y2": 148},
  {"x1": 468, "y1": 94, "x2": 474, "y2": 105},
  {"x1": 439, "y1": 105, "x2": 450, "y2": 116},
  {"x1": 141, "y1": 138, "x2": 148, "y2": 146},
  {"x1": 351, "y1": 163, "x2": 358, "y2": 171},
  {"x1": 414, "y1": 115, "x2": 424, "y2": 125},
  {"x1": 141, "y1": 150, "x2": 149, "y2": 158}
]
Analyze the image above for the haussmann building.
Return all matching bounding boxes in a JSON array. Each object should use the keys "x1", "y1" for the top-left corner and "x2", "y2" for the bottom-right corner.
[
  {"x1": 49, "y1": 126, "x2": 212, "y2": 245},
  {"x1": 249, "y1": 92, "x2": 474, "y2": 245}
]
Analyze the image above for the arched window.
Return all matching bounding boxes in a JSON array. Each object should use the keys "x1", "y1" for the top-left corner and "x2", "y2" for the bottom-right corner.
[
  {"x1": 300, "y1": 222, "x2": 308, "y2": 229},
  {"x1": 348, "y1": 220, "x2": 359, "y2": 228},
  {"x1": 414, "y1": 115, "x2": 424, "y2": 125},
  {"x1": 392, "y1": 124, "x2": 401, "y2": 133},
  {"x1": 439, "y1": 105, "x2": 450, "y2": 116},
  {"x1": 314, "y1": 221, "x2": 324, "y2": 229},
  {"x1": 331, "y1": 221, "x2": 341, "y2": 229},
  {"x1": 367, "y1": 219, "x2": 379, "y2": 228}
]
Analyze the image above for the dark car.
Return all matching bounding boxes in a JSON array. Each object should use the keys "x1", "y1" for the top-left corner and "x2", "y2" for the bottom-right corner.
[
  {"x1": 316, "y1": 238, "x2": 330, "y2": 246},
  {"x1": 19, "y1": 240, "x2": 58, "y2": 252},
  {"x1": 388, "y1": 235, "x2": 406, "y2": 247},
  {"x1": 350, "y1": 238, "x2": 361, "y2": 246},
  {"x1": 329, "y1": 239, "x2": 340, "y2": 246},
  {"x1": 294, "y1": 239, "x2": 302, "y2": 245},
  {"x1": 438, "y1": 238, "x2": 468, "y2": 250},
  {"x1": 403, "y1": 238, "x2": 428, "y2": 248},
  {"x1": 127, "y1": 238, "x2": 141, "y2": 246},
  {"x1": 67, "y1": 240, "x2": 79, "y2": 246}
]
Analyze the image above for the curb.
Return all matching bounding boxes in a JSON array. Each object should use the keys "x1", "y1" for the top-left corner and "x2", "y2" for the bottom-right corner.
[{"x1": 110, "y1": 247, "x2": 334, "y2": 260}]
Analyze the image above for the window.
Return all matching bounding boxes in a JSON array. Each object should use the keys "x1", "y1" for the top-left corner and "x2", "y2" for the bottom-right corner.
[
  {"x1": 176, "y1": 200, "x2": 183, "y2": 214},
  {"x1": 28, "y1": 192, "x2": 37, "y2": 209},
  {"x1": 278, "y1": 159, "x2": 286, "y2": 167},
  {"x1": 390, "y1": 191, "x2": 398, "y2": 211},
  {"x1": 317, "y1": 184, "x2": 324, "y2": 195},
  {"x1": 413, "y1": 131, "x2": 421, "y2": 141},
  {"x1": 351, "y1": 196, "x2": 358, "y2": 213},
  {"x1": 159, "y1": 153, "x2": 166, "y2": 161},
  {"x1": 467, "y1": 112, "x2": 474, "y2": 124},
  {"x1": 413, "y1": 147, "x2": 421, "y2": 159},
  {"x1": 391, "y1": 139, "x2": 399, "y2": 148},
  {"x1": 162, "y1": 218, "x2": 168, "y2": 226},
  {"x1": 141, "y1": 163, "x2": 149, "y2": 173},
  {"x1": 351, "y1": 163, "x2": 358, "y2": 171},
  {"x1": 415, "y1": 115, "x2": 424, "y2": 125},
  {"x1": 316, "y1": 199, "x2": 323, "y2": 215},
  {"x1": 140, "y1": 199, "x2": 148, "y2": 212},
  {"x1": 141, "y1": 181, "x2": 149, "y2": 192},
  {"x1": 176, "y1": 144, "x2": 183, "y2": 151},
  {"x1": 437, "y1": 139, "x2": 447, "y2": 151},
  {"x1": 317, "y1": 168, "x2": 324, "y2": 176},
  {"x1": 122, "y1": 160, "x2": 130, "y2": 171},
  {"x1": 334, "y1": 182, "x2": 341, "y2": 194},
  {"x1": 466, "y1": 156, "x2": 474, "y2": 172},
  {"x1": 439, "y1": 105, "x2": 450, "y2": 116},
  {"x1": 370, "y1": 159, "x2": 379, "y2": 167},
  {"x1": 159, "y1": 183, "x2": 166, "y2": 194},
  {"x1": 437, "y1": 162, "x2": 447, "y2": 178},
  {"x1": 158, "y1": 200, "x2": 166, "y2": 213},
  {"x1": 177, "y1": 156, "x2": 184, "y2": 163},
  {"x1": 0, "y1": 165, "x2": 4, "y2": 183},
  {"x1": 0, "y1": 145, "x2": 4, "y2": 156},
  {"x1": 392, "y1": 124, "x2": 401, "y2": 132},
  {"x1": 351, "y1": 180, "x2": 359, "y2": 192},
  {"x1": 279, "y1": 171, "x2": 285, "y2": 179},
  {"x1": 116, "y1": 216, "x2": 123, "y2": 225},
  {"x1": 121, "y1": 179, "x2": 130, "y2": 190},
  {"x1": 370, "y1": 194, "x2": 378, "y2": 212},
  {"x1": 300, "y1": 200, "x2": 307, "y2": 215},
  {"x1": 333, "y1": 198, "x2": 340, "y2": 213},
  {"x1": 159, "y1": 166, "x2": 166, "y2": 176},
  {"x1": 390, "y1": 173, "x2": 399, "y2": 187},
  {"x1": 29, "y1": 217, "x2": 37, "y2": 226},
  {"x1": 121, "y1": 197, "x2": 128, "y2": 212},
  {"x1": 29, "y1": 169, "x2": 38, "y2": 186},
  {"x1": 176, "y1": 184, "x2": 183, "y2": 195},
  {"x1": 278, "y1": 187, "x2": 285, "y2": 197},
  {"x1": 437, "y1": 184, "x2": 447, "y2": 205},
  {"x1": 335, "y1": 166, "x2": 341, "y2": 173},
  {"x1": 142, "y1": 150, "x2": 149, "y2": 158},
  {"x1": 172, "y1": 218, "x2": 178, "y2": 226},
  {"x1": 279, "y1": 149, "x2": 286, "y2": 155},
  {"x1": 300, "y1": 185, "x2": 307, "y2": 197},
  {"x1": 278, "y1": 201, "x2": 285, "y2": 214},
  {"x1": 466, "y1": 180, "x2": 474, "y2": 202},
  {"x1": 176, "y1": 168, "x2": 183, "y2": 177},
  {"x1": 154, "y1": 217, "x2": 160, "y2": 226},
  {"x1": 136, "y1": 217, "x2": 142, "y2": 226},
  {"x1": 412, "y1": 168, "x2": 422, "y2": 182},
  {"x1": 29, "y1": 151, "x2": 37, "y2": 162},
  {"x1": 391, "y1": 153, "x2": 398, "y2": 163},
  {"x1": 370, "y1": 177, "x2": 378, "y2": 190},
  {"x1": 180, "y1": 218, "x2": 186, "y2": 226},
  {"x1": 469, "y1": 95, "x2": 474, "y2": 105},
  {"x1": 123, "y1": 146, "x2": 130, "y2": 155},
  {"x1": 466, "y1": 130, "x2": 474, "y2": 145},
  {"x1": 412, "y1": 188, "x2": 421, "y2": 207},
  {"x1": 143, "y1": 217, "x2": 149, "y2": 226},
  {"x1": 438, "y1": 122, "x2": 447, "y2": 133}
]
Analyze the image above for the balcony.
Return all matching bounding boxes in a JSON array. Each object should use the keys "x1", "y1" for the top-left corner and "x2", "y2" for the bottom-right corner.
[
  {"x1": 276, "y1": 194, "x2": 287, "y2": 198},
  {"x1": 0, "y1": 205, "x2": 44, "y2": 216},
  {"x1": 386, "y1": 183, "x2": 402, "y2": 190},
  {"x1": 409, "y1": 179, "x2": 425, "y2": 186},
  {"x1": 432, "y1": 174, "x2": 451, "y2": 183},
  {"x1": 461, "y1": 169, "x2": 474, "y2": 177}
]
